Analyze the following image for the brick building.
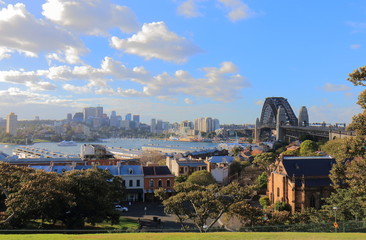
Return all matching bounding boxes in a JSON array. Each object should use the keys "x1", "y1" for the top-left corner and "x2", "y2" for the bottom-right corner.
[
  {"x1": 143, "y1": 165, "x2": 175, "y2": 201},
  {"x1": 267, "y1": 156, "x2": 335, "y2": 212}
]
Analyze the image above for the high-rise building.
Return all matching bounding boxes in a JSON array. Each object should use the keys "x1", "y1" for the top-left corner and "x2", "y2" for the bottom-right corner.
[
  {"x1": 73, "y1": 112, "x2": 84, "y2": 122},
  {"x1": 133, "y1": 115, "x2": 140, "y2": 123},
  {"x1": 125, "y1": 113, "x2": 132, "y2": 121},
  {"x1": 84, "y1": 107, "x2": 95, "y2": 121},
  {"x1": 83, "y1": 107, "x2": 103, "y2": 121},
  {"x1": 151, "y1": 118, "x2": 156, "y2": 133},
  {"x1": 6, "y1": 112, "x2": 18, "y2": 136},
  {"x1": 67, "y1": 113, "x2": 72, "y2": 121},
  {"x1": 96, "y1": 106, "x2": 103, "y2": 118}
]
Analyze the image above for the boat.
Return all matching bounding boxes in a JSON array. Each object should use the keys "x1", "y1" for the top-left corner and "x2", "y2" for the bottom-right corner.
[{"x1": 57, "y1": 140, "x2": 77, "y2": 146}]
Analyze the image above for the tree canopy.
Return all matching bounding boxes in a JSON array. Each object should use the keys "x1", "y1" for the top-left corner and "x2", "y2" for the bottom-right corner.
[
  {"x1": 156, "y1": 181, "x2": 254, "y2": 232},
  {"x1": 186, "y1": 170, "x2": 216, "y2": 186},
  {"x1": 0, "y1": 163, "x2": 125, "y2": 228}
]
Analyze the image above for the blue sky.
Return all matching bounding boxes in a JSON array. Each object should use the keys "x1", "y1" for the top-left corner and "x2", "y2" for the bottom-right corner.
[{"x1": 0, "y1": 0, "x2": 365, "y2": 124}]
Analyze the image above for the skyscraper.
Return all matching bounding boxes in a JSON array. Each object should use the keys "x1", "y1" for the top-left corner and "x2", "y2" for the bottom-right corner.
[
  {"x1": 6, "y1": 112, "x2": 18, "y2": 136},
  {"x1": 151, "y1": 118, "x2": 156, "y2": 133},
  {"x1": 125, "y1": 113, "x2": 132, "y2": 121}
]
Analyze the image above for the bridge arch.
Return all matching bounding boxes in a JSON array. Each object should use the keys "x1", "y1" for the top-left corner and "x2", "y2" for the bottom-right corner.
[{"x1": 259, "y1": 97, "x2": 298, "y2": 127}]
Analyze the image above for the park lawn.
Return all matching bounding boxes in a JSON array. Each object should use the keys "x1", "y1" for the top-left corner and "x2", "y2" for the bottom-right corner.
[
  {"x1": 91, "y1": 217, "x2": 138, "y2": 230},
  {"x1": 32, "y1": 139, "x2": 51, "y2": 143},
  {"x1": 1, "y1": 232, "x2": 366, "y2": 240}
]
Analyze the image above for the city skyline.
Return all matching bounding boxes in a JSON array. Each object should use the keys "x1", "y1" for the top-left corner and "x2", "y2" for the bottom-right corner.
[{"x1": 0, "y1": 1, "x2": 365, "y2": 124}]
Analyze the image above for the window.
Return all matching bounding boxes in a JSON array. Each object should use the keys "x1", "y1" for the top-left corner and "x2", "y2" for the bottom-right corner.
[
  {"x1": 122, "y1": 180, "x2": 126, "y2": 187},
  {"x1": 277, "y1": 187, "x2": 280, "y2": 197},
  {"x1": 158, "y1": 179, "x2": 162, "y2": 188},
  {"x1": 129, "y1": 180, "x2": 133, "y2": 187},
  {"x1": 166, "y1": 179, "x2": 171, "y2": 187},
  {"x1": 129, "y1": 168, "x2": 133, "y2": 174},
  {"x1": 136, "y1": 179, "x2": 140, "y2": 187},
  {"x1": 310, "y1": 194, "x2": 316, "y2": 208},
  {"x1": 150, "y1": 179, "x2": 154, "y2": 188}
]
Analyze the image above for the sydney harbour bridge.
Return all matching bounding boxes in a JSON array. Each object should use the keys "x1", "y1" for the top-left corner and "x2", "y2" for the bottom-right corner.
[{"x1": 254, "y1": 97, "x2": 354, "y2": 142}]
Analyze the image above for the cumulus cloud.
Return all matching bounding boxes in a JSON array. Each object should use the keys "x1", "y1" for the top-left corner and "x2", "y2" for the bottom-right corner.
[
  {"x1": 308, "y1": 104, "x2": 362, "y2": 123},
  {"x1": 110, "y1": 21, "x2": 202, "y2": 63},
  {"x1": 0, "y1": 57, "x2": 248, "y2": 102},
  {"x1": 346, "y1": 21, "x2": 366, "y2": 33},
  {"x1": 177, "y1": 0, "x2": 204, "y2": 18},
  {"x1": 184, "y1": 98, "x2": 194, "y2": 104},
  {"x1": 350, "y1": 44, "x2": 361, "y2": 49},
  {"x1": 142, "y1": 61, "x2": 249, "y2": 101},
  {"x1": 0, "y1": 69, "x2": 56, "y2": 91},
  {"x1": 0, "y1": 3, "x2": 86, "y2": 63},
  {"x1": 0, "y1": 87, "x2": 72, "y2": 106},
  {"x1": 255, "y1": 99, "x2": 264, "y2": 105},
  {"x1": 177, "y1": 0, "x2": 254, "y2": 21},
  {"x1": 218, "y1": 0, "x2": 252, "y2": 21},
  {"x1": 42, "y1": 0, "x2": 139, "y2": 35},
  {"x1": 322, "y1": 83, "x2": 352, "y2": 92}
]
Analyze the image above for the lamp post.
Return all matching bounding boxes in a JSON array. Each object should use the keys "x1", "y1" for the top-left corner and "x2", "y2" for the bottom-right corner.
[{"x1": 333, "y1": 206, "x2": 338, "y2": 232}]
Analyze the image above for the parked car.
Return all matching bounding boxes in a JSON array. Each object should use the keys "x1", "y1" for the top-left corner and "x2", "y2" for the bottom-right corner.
[{"x1": 115, "y1": 205, "x2": 128, "y2": 212}]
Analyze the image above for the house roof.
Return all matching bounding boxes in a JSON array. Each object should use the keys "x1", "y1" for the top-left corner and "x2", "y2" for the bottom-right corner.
[
  {"x1": 208, "y1": 156, "x2": 234, "y2": 164},
  {"x1": 143, "y1": 166, "x2": 172, "y2": 175},
  {"x1": 281, "y1": 156, "x2": 335, "y2": 177}
]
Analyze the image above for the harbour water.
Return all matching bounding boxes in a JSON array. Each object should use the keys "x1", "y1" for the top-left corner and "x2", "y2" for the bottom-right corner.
[{"x1": 0, "y1": 138, "x2": 219, "y2": 156}]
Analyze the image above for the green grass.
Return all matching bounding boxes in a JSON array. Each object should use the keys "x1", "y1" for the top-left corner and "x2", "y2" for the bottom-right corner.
[
  {"x1": 0, "y1": 232, "x2": 366, "y2": 240},
  {"x1": 91, "y1": 217, "x2": 139, "y2": 230},
  {"x1": 32, "y1": 139, "x2": 51, "y2": 143},
  {"x1": 27, "y1": 217, "x2": 139, "y2": 231}
]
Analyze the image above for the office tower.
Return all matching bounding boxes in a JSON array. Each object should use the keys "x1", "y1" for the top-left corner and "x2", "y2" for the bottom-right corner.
[
  {"x1": 151, "y1": 118, "x2": 156, "y2": 133},
  {"x1": 73, "y1": 112, "x2": 84, "y2": 122},
  {"x1": 67, "y1": 113, "x2": 72, "y2": 121},
  {"x1": 214, "y1": 119, "x2": 220, "y2": 130},
  {"x1": 111, "y1": 110, "x2": 116, "y2": 118},
  {"x1": 96, "y1": 106, "x2": 103, "y2": 118},
  {"x1": 35, "y1": 116, "x2": 40, "y2": 121},
  {"x1": 84, "y1": 107, "x2": 95, "y2": 121},
  {"x1": 6, "y1": 112, "x2": 18, "y2": 136},
  {"x1": 125, "y1": 113, "x2": 132, "y2": 121},
  {"x1": 133, "y1": 115, "x2": 140, "y2": 123}
]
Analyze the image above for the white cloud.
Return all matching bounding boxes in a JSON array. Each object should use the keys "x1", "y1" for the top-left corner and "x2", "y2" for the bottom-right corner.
[
  {"x1": 177, "y1": 0, "x2": 254, "y2": 21},
  {"x1": 142, "y1": 61, "x2": 249, "y2": 101},
  {"x1": 0, "y1": 3, "x2": 86, "y2": 63},
  {"x1": 0, "y1": 69, "x2": 56, "y2": 91},
  {"x1": 0, "y1": 87, "x2": 72, "y2": 106},
  {"x1": 255, "y1": 99, "x2": 264, "y2": 105},
  {"x1": 350, "y1": 44, "x2": 361, "y2": 49},
  {"x1": 110, "y1": 21, "x2": 201, "y2": 63},
  {"x1": 42, "y1": 0, "x2": 139, "y2": 35},
  {"x1": 184, "y1": 98, "x2": 194, "y2": 104},
  {"x1": 218, "y1": 0, "x2": 252, "y2": 22},
  {"x1": 322, "y1": 83, "x2": 352, "y2": 92},
  {"x1": 177, "y1": 0, "x2": 204, "y2": 18},
  {"x1": 308, "y1": 104, "x2": 362, "y2": 124},
  {"x1": 0, "y1": 57, "x2": 248, "y2": 102},
  {"x1": 346, "y1": 21, "x2": 366, "y2": 33}
]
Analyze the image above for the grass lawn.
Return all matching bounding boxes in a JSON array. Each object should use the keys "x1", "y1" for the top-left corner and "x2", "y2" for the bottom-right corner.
[{"x1": 0, "y1": 232, "x2": 366, "y2": 240}]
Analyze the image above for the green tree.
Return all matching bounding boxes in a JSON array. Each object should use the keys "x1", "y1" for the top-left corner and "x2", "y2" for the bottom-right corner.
[
  {"x1": 175, "y1": 175, "x2": 188, "y2": 183},
  {"x1": 186, "y1": 170, "x2": 216, "y2": 186},
  {"x1": 259, "y1": 196, "x2": 270, "y2": 209},
  {"x1": 157, "y1": 182, "x2": 253, "y2": 232},
  {"x1": 63, "y1": 168, "x2": 124, "y2": 228},
  {"x1": 6, "y1": 171, "x2": 73, "y2": 227},
  {"x1": 252, "y1": 153, "x2": 276, "y2": 171},
  {"x1": 256, "y1": 172, "x2": 268, "y2": 190},
  {"x1": 228, "y1": 201, "x2": 263, "y2": 227},
  {"x1": 299, "y1": 140, "x2": 318, "y2": 156}
]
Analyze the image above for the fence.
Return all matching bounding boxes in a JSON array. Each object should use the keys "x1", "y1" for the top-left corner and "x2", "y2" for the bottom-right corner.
[{"x1": 0, "y1": 221, "x2": 366, "y2": 234}]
